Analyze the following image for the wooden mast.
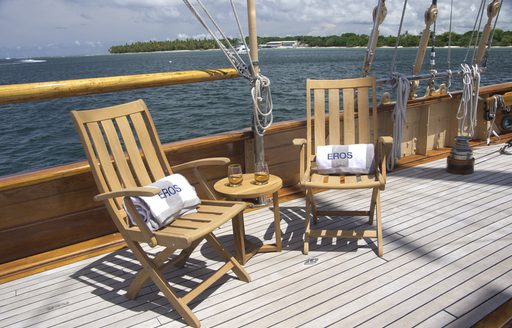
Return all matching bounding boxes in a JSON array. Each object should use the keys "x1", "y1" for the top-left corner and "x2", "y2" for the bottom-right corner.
[
  {"x1": 362, "y1": 0, "x2": 387, "y2": 77},
  {"x1": 410, "y1": 0, "x2": 438, "y2": 97},
  {"x1": 247, "y1": 0, "x2": 265, "y2": 166},
  {"x1": 475, "y1": 0, "x2": 501, "y2": 66}
]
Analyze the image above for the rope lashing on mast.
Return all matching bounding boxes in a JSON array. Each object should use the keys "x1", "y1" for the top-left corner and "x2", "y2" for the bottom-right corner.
[
  {"x1": 183, "y1": 0, "x2": 273, "y2": 136},
  {"x1": 362, "y1": 0, "x2": 387, "y2": 77},
  {"x1": 387, "y1": 73, "x2": 410, "y2": 171},
  {"x1": 456, "y1": 63, "x2": 481, "y2": 137},
  {"x1": 230, "y1": 0, "x2": 273, "y2": 136}
]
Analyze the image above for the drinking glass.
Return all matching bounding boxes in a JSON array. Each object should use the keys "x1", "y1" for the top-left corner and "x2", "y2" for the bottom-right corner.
[
  {"x1": 227, "y1": 164, "x2": 243, "y2": 187},
  {"x1": 254, "y1": 162, "x2": 269, "y2": 185}
]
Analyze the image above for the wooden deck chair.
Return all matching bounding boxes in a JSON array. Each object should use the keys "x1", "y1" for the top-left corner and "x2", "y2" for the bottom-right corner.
[
  {"x1": 70, "y1": 99, "x2": 250, "y2": 328},
  {"x1": 293, "y1": 77, "x2": 392, "y2": 256}
]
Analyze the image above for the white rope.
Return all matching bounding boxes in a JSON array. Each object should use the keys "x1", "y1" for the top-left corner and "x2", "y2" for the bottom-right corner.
[
  {"x1": 229, "y1": 0, "x2": 273, "y2": 136},
  {"x1": 456, "y1": 63, "x2": 480, "y2": 137},
  {"x1": 387, "y1": 73, "x2": 410, "y2": 171},
  {"x1": 183, "y1": 0, "x2": 273, "y2": 136},
  {"x1": 251, "y1": 75, "x2": 273, "y2": 136}
]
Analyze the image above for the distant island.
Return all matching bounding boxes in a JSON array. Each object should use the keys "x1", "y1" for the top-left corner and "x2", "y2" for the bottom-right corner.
[{"x1": 109, "y1": 30, "x2": 512, "y2": 54}]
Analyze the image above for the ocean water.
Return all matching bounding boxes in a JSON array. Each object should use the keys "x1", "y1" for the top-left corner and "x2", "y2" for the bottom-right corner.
[{"x1": 0, "y1": 47, "x2": 511, "y2": 177}]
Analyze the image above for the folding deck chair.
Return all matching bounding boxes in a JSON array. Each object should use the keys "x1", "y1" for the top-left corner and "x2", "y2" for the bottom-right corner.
[
  {"x1": 293, "y1": 77, "x2": 392, "y2": 256},
  {"x1": 71, "y1": 99, "x2": 250, "y2": 327}
]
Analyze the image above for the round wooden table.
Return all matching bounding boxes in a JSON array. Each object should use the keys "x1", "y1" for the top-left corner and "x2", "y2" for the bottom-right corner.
[{"x1": 214, "y1": 174, "x2": 283, "y2": 264}]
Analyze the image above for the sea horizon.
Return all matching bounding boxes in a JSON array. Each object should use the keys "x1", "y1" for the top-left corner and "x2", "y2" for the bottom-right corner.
[{"x1": 1, "y1": 47, "x2": 511, "y2": 177}]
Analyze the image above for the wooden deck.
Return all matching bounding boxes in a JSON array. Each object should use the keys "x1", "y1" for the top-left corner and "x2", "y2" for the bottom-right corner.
[{"x1": 1, "y1": 143, "x2": 511, "y2": 327}]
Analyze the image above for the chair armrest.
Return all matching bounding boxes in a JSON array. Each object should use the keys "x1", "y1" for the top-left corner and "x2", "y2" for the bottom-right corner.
[
  {"x1": 171, "y1": 157, "x2": 230, "y2": 172},
  {"x1": 293, "y1": 138, "x2": 307, "y2": 146},
  {"x1": 377, "y1": 136, "x2": 393, "y2": 188},
  {"x1": 94, "y1": 187, "x2": 160, "y2": 247},
  {"x1": 172, "y1": 157, "x2": 231, "y2": 200},
  {"x1": 94, "y1": 187, "x2": 160, "y2": 202},
  {"x1": 378, "y1": 136, "x2": 393, "y2": 147},
  {"x1": 292, "y1": 138, "x2": 309, "y2": 185}
]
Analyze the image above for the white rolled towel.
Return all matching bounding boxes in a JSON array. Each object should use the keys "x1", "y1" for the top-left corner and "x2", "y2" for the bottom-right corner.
[
  {"x1": 316, "y1": 144, "x2": 375, "y2": 175},
  {"x1": 124, "y1": 174, "x2": 201, "y2": 231}
]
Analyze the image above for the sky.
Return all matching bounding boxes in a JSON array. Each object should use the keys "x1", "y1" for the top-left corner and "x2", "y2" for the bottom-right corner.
[{"x1": 0, "y1": 0, "x2": 510, "y2": 58}]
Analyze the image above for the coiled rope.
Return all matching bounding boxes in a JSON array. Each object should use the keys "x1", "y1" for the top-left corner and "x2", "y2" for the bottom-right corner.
[
  {"x1": 387, "y1": 0, "x2": 409, "y2": 171},
  {"x1": 387, "y1": 73, "x2": 410, "y2": 171},
  {"x1": 251, "y1": 74, "x2": 273, "y2": 135},
  {"x1": 183, "y1": 0, "x2": 273, "y2": 136},
  {"x1": 456, "y1": 63, "x2": 480, "y2": 137}
]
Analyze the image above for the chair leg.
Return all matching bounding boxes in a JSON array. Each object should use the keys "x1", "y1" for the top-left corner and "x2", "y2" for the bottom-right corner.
[
  {"x1": 126, "y1": 245, "x2": 177, "y2": 300},
  {"x1": 308, "y1": 189, "x2": 318, "y2": 224},
  {"x1": 375, "y1": 189, "x2": 383, "y2": 257},
  {"x1": 205, "y1": 233, "x2": 251, "y2": 283},
  {"x1": 173, "y1": 239, "x2": 203, "y2": 268},
  {"x1": 304, "y1": 188, "x2": 312, "y2": 255},
  {"x1": 127, "y1": 238, "x2": 204, "y2": 300},
  {"x1": 369, "y1": 187, "x2": 378, "y2": 225},
  {"x1": 127, "y1": 240, "x2": 201, "y2": 328}
]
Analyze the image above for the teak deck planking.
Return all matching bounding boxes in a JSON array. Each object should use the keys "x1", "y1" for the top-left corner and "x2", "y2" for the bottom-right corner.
[{"x1": 0, "y1": 144, "x2": 511, "y2": 327}]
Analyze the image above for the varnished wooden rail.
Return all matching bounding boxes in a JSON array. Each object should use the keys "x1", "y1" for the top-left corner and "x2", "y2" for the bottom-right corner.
[{"x1": 0, "y1": 68, "x2": 239, "y2": 104}]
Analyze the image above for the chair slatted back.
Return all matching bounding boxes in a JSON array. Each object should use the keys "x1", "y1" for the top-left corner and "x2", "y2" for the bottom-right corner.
[
  {"x1": 71, "y1": 100, "x2": 172, "y2": 226},
  {"x1": 306, "y1": 77, "x2": 377, "y2": 163}
]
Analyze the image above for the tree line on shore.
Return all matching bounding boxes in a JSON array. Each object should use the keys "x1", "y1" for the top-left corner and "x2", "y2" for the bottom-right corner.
[{"x1": 109, "y1": 29, "x2": 512, "y2": 53}]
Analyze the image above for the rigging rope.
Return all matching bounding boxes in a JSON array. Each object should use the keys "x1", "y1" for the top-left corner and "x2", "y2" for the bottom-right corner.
[
  {"x1": 229, "y1": 0, "x2": 273, "y2": 136},
  {"x1": 464, "y1": 0, "x2": 486, "y2": 63},
  {"x1": 363, "y1": 0, "x2": 386, "y2": 76},
  {"x1": 446, "y1": 0, "x2": 454, "y2": 97},
  {"x1": 390, "y1": 0, "x2": 408, "y2": 74},
  {"x1": 482, "y1": 0, "x2": 503, "y2": 68},
  {"x1": 456, "y1": 63, "x2": 481, "y2": 137},
  {"x1": 387, "y1": 73, "x2": 410, "y2": 171},
  {"x1": 486, "y1": 95, "x2": 502, "y2": 145},
  {"x1": 388, "y1": 0, "x2": 409, "y2": 171},
  {"x1": 183, "y1": 0, "x2": 273, "y2": 136},
  {"x1": 447, "y1": 0, "x2": 453, "y2": 70},
  {"x1": 428, "y1": 18, "x2": 437, "y2": 93}
]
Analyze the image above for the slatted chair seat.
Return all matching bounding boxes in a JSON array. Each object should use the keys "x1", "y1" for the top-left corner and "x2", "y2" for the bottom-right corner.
[
  {"x1": 126, "y1": 201, "x2": 246, "y2": 248},
  {"x1": 71, "y1": 99, "x2": 250, "y2": 328},
  {"x1": 293, "y1": 77, "x2": 392, "y2": 256},
  {"x1": 308, "y1": 173, "x2": 381, "y2": 189}
]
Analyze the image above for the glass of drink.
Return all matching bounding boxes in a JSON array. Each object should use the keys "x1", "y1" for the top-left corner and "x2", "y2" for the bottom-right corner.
[
  {"x1": 254, "y1": 162, "x2": 270, "y2": 185},
  {"x1": 227, "y1": 164, "x2": 243, "y2": 187}
]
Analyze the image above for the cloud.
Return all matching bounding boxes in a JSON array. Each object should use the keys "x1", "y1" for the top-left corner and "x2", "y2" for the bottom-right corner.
[{"x1": 0, "y1": 0, "x2": 510, "y2": 58}]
